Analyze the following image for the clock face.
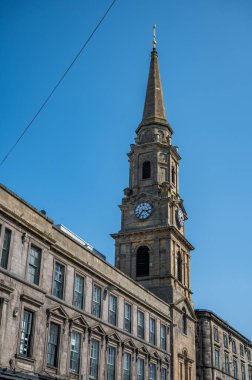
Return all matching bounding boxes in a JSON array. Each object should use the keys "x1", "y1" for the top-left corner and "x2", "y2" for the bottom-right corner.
[
  {"x1": 176, "y1": 208, "x2": 184, "y2": 227},
  {"x1": 135, "y1": 202, "x2": 153, "y2": 220}
]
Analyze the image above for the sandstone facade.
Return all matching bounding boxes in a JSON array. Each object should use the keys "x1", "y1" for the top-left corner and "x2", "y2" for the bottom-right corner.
[
  {"x1": 196, "y1": 310, "x2": 252, "y2": 380},
  {"x1": 0, "y1": 184, "x2": 170, "y2": 380}
]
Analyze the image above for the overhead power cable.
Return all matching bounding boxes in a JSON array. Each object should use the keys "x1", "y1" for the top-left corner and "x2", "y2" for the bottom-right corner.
[{"x1": 0, "y1": 0, "x2": 117, "y2": 168}]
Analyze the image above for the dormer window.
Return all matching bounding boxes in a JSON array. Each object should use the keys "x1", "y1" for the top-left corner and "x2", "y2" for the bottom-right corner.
[{"x1": 142, "y1": 161, "x2": 151, "y2": 179}]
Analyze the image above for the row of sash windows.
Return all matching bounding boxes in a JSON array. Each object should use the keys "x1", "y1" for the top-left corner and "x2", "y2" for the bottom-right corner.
[
  {"x1": 18, "y1": 309, "x2": 168, "y2": 378},
  {"x1": 215, "y1": 349, "x2": 251, "y2": 379},
  {"x1": 0, "y1": 228, "x2": 167, "y2": 351},
  {"x1": 216, "y1": 328, "x2": 251, "y2": 364},
  {"x1": 19, "y1": 301, "x2": 167, "y2": 360}
]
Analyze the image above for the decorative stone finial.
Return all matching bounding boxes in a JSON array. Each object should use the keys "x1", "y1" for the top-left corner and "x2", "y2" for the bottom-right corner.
[{"x1": 153, "y1": 24, "x2": 157, "y2": 49}]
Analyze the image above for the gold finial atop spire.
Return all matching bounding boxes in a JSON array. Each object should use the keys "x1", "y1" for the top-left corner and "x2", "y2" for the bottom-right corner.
[{"x1": 153, "y1": 24, "x2": 157, "y2": 49}]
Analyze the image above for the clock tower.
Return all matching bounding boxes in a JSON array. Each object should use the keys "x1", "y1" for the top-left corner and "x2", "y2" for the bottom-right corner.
[
  {"x1": 112, "y1": 41, "x2": 194, "y2": 306},
  {"x1": 112, "y1": 34, "x2": 197, "y2": 379}
]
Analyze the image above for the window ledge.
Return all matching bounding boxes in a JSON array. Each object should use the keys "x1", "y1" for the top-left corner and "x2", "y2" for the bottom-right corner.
[
  {"x1": 46, "y1": 365, "x2": 58, "y2": 373},
  {"x1": 69, "y1": 371, "x2": 79, "y2": 376},
  {"x1": 15, "y1": 354, "x2": 36, "y2": 363}
]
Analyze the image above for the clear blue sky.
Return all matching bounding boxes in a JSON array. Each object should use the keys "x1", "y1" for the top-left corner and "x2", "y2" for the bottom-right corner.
[{"x1": 1, "y1": 0, "x2": 252, "y2": 338}]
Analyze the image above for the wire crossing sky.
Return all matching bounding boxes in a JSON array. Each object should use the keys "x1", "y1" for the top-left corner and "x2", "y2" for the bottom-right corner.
[
  {"x1": 1, "y1": 0, "x2": 252, "y2": 338},
  {"x1": 0, "y1": 0, "x2": 116, "y2": 167}
]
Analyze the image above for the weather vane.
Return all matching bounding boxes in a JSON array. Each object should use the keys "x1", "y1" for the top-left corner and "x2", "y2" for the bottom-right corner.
[{"x1": 153, "y1": 24, "x2": 157, "y2": 49}]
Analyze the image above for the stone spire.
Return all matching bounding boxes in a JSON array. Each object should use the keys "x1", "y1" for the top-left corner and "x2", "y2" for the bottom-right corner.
[{"x1": 140, "y1": 27, "x2": 169, "y2": 128}]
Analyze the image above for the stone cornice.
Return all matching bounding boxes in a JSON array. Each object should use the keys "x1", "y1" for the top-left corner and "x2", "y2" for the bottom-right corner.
[
  {"x1": 128, "y1": 141, "x2": 180, "y2": 158},
  {"x1": 195, "y1": 309, "x2": 252, "y2": 346},
  {"x1": 0, "y1": 205, "x2": 56, "y2": 245},
  {"x1": 135, "y1": 120, "x2": 173, "y2": 135},
  {"x1": 0, "y1": 183, "x2": 54, "y2": 224},
  {"x1": 111, "y1": 225, "x2": 194, "y2": 251}
]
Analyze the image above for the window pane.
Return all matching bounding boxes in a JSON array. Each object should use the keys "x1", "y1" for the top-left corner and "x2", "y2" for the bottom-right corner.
[
  {"x1": 137, "y1": 311, "x2": 144, "y2": 339},
  {"x1": 161, "y1": 325, "x2": 167, "y2": 350},
  {"x1": 70, "y1": 331, "x2": 81, "y2": 373},
  {"x1": 28, "y1": 245, "x2": 42, "y2": 285},
  {"x1": 248, "y1": 350, "x2": 251, "y2": 362},
  {"x1": 53, "y1": 262, "x2": 65, "y2": 299},
  {"x1": 215, "y1": 350, "x2": 219, "y2": 369},
  {"x1": 214, "y1": 326, "x2": 219, "y2": 342},
  {"x1": 241, "y1": 344, "x2": 244, "y2": 357},
  {"x1": 149, "y1": 318, "x2": 156, "y2": 345},
  {"x1": 223, "y1": 333, "x2": 228, "y2": 348},
  {"x1": 248, "y1": 367, "x2": 252, "y2": 380},
  {"x1": 73, "y1": 275, "x2": 84, "y2": 309},
  {"x1": 234, "y1": 359, "x2": 238, "y2": 378},
  {"x1": 1, "y1": 229, "x2": 11, "y2": 269},
  {"x1": 92, "y1": 285, "x2": 101, "y2": 318},
  {"x1": 241, "y1": 363, "x2": 246, "y2": 380},
  {"x1": 161, "y1": 368, "x2": 167, "y2": 380},
  {"x1": 109, "y1": 295, "x2": 117, "y2": 326},
  {"x1": 137, "y1": 358, "x2": 144, "y2": 380},
  {"x1": 225, "y1": 353, "x2": 230, "y2": 374},
  {"x1": 149, "y1": 363, "x2": 156, "y2": 380},
  {"x1": 89, "y1": 340, "x2": 99, "y2": 379},
  {"x1": 47, "y1": 323, "x2": 60, "y2": 367},
  {"x1": 123, "y1": 353, "x2": 131, "y2": 380},
  {"x1": 19, "y1": 310, "x2": 33, "y2": 357},
  {"x1": 107, "y1": 346, "x2": 116, "y2": 380},
  {"x1": 124, "y1": 303, "x2": 131, "y2": 333},
  {"x1": 232, "y1": 340, "x2": 237, "y2": 353}
]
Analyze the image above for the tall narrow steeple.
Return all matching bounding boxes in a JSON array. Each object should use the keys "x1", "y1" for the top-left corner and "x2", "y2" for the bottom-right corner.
[{"x1": 141, "y1": 26, "x2": 169, "y2": 127}]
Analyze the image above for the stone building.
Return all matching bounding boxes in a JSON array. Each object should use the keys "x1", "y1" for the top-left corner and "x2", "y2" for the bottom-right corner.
[
  {"x1": 0, "y1": 184, "x2": 171, "y2": 380},
  {"x1": 0, "y1": 39, "x2": 251, "y2": 380},
  {"x1": 196, "y1": 310, "x2": 252, "y2": 380}
]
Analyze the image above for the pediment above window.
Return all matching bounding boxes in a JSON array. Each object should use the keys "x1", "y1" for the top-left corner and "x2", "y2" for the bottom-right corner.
[
  {"x1": 70, "y1": 315, "x2": 89, "y2": 330},
  {"x1": 163, "y1": 356, "x2": 170, "y2": 365},
  {"x1": 150, "y1": 351, "x2": 161, "y2": 360},
  {"x1": 122, "y1": 338, "x2": 136, "y2": 351},
  {"x1": 137, "y1": 345, "x2": 149, "y2": 355},
  {"x1": 47, "y1": 305, "x2": 69, "y2": 321},
  {"x1": 89, "y1": 324, "x2": 106, "y2": 337},
  {"x1": 107, "y1": 332, "x2": 121, "y2": 344}
]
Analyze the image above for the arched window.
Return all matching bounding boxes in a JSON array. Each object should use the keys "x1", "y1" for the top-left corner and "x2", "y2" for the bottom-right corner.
[
  {"x1": 142, "y1": 161, "x2": 151, "y2": 179},
  {"x1": 136, "y1": 246, "x2": 149, "y2": 277},
  {"x1": 171, "y1": 166, "x2": 176, "y2": 184},
  {"x1": 182, "y1": 308, "x2": 187, "y2": 335},
  {"x1": 177, "y1": 253, "x2": 183, "y2": 283}
]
